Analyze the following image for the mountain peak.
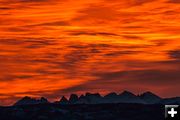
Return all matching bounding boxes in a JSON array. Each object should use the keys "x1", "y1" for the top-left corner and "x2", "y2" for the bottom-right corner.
[
  {"x1": 14, "y1": 96, "x2": 49, "y2": 106},
  {"x1": 22, "y1": 96, "x2": 32, "y2": 99},
  {"x1": 13, "y1": 91, "x2": 170, "y2": 105},
  {"x1": 69, "y1": 94, "x2": 78, "y2": 103},
  {"x1": 119, "y1": 91, "x2": 136, "y2": 97},
  {"x1": 59, "y1": 96, "x2": 68, "y2": 104},
  {"x1": 140, "y1": 92, "x2": 162, "y2": 104},
  {"x1": 140, "y1": 91, "x2": 161, "y2": 98},
  {"x1": 104, "y1": 92, "x2": 118, "y2": 98},
  {"x1": 40, "y1": 97, "x2": 48, "y2": 102}
]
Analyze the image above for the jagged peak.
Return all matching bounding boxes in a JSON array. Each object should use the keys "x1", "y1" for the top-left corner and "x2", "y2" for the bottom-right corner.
[
  {"x1": 40, "y1": 97, "x2": 48, "y2": 102},
  {"x1": 119, "y1": 91, "x2": 136, "y2": 97},
  {"x1": 85, "y1": 92, "x2": 92, "y2": 96},
  {"x1": 14, "y1": 96, "x2": 49, "y2": 106},
  {"x1": 69, "y1": 94, "x2": 78, "y2": 99},
  {"x1": 18, "y1": 96, "x2": 41, "y2": 101},
  {"x1": 13, "y1": 91, "x2": 166, "y2": 105},
  {"x1": 140, "y1": 91, "x2": 161, "y2": 99},
  {"x1": 69, "y1": 94, "x2": 79, "y2": 103},
  {"x1": 21, "y1": 96, "x2": 32, "y2": 100},
  {"x1": 60, "y1": 96, "x2": 68, "y2": 102},
  {"x1": 58, "y1": 96, "x2": 69, "y2": 104}
]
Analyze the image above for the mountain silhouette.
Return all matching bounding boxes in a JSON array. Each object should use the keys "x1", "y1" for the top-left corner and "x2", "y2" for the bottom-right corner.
[
  {"x1": 13, "y1": 91, "x2": 180, "y2": 106},
  {"x1": 1, "y1": 91, "x2": 179, "y2": 120},
  {"x1": 59, "y1": 96, "x2": 69, "y2": 104},
  {"x1": 69, "y1": 94, "x2": 79, "y2": 103},
  {"x1": 139, "y1": 92, "x2": 162, "y2": 104},
  {"x1": 14, "y1": 96, "x2": 49, "y2": 106},
  {"x1": 55, "y1": 91, "x2": 179, "y2": 105}
]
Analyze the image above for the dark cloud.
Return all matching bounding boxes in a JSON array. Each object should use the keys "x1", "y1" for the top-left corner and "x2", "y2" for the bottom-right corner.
[
  {"x1": 104, "y1": 50, "x2": 140, "y2": 57},
  {"x1": 61, "y1": 50, "x2": 89, "y2": 69},
  {"x1": 103, "y1": 0, "x2": 154, "y2": 6},
  {"x1": 94, "y1": 69, "x2": 180, "y2": 85},
  {"x1": 6, "y1": 27, "x2": 32, "y2": 32},
  {"x1": 132, "y1": 0, "x2": 154, "y2": 6},
  {"x1": 2, "y1": 0, "x2": 51, "y2": 4},
  {"x1": 0, "y1": 74, "x2": 35, "y2": 82},
  {"x1": 168, "y1": 50, "x2": 180, "y2": 60},
  {"x1": 18, "y1": 0, "x2": 50, "y2": 3},
  {"x1": 27, "y1": 21, "x2": 70, "y2": 27},
  {"x1": 0, "y1": 39, "x2": 26, "y2": 45},
  {"x1": 41, "y1": 43, "x2": 144, "y2": 78},
  {"x1": 68, "y1": 43, "x2": 114, "y2": 49},
  {"x1": 121, "y1": 35, "x2": 144, "y2": 40},
  {"x1": 58, "y1": 84, "x2": 91, "y2": 94},
  {"x1": 24, "y1": 39, "x2": 57, "y2": 48},
  {"x1": 58, "y1": 68, "x2": 180, "y2": 97},
  {"x1": 0, "y1": 7, "x2": 12, "y2": 10},
  {"x1": 61, "y1": 43, "x2": 142, "y2": 69},
  {"x1": 0, "y1": 38, "x2": 56, "y2": 48},
  {"x1": 167, "y1": 0, "x2": 180, "y2": 3},
  {"x1": 67, "y1": 31, "x2": 119, "y2": 36}
]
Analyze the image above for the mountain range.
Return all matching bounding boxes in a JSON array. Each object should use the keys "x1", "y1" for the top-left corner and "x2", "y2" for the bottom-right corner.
[{"x1": 14, "y1": 91, "x2": 180, "y2": 106}]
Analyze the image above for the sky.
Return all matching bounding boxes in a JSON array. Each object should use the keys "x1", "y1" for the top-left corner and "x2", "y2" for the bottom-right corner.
[{"x1": 0, "y1": 0, "x2": 180, "y2": 105}]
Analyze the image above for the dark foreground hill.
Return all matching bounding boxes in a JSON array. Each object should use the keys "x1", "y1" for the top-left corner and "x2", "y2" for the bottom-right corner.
[{"x1": 0, "y1": 103, "x2": 164, "y2": 120}]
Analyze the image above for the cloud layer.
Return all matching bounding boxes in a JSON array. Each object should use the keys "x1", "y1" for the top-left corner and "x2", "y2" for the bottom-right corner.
[{"x1": 0, "y1": 0, "x2": 180, "y2": 105}]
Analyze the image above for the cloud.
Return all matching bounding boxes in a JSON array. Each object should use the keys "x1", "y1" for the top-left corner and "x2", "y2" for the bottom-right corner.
[
  {"x1": 72, "y1": 5, "x2": 119, "y2": 23},
  {"x1": 131, "y1": 0, "x2": 155, "y2": 6},
  {"x1": 16, "y1": 0, "x2": 50, "y2": 3},
  {"x1": 0, "y1": 0, "x2": 52, "y2": 5},
  {"x1": 121, "y1": 35, "x2": 144, "y2": 40},
  {"x1": 103, "y1": 0, "x2": 154, "y2": 6},
  {"x1": 167, "y1": 0, "x2": 180, "y2": 3},
  {"x1": 0, "y1": 0, "x2": 180, "y2": 105},
  {"x1": 57, "y1": 84, "x2": 91, "y2": 94},
  {"x1": 0, "y1": 38, "x2": 56, "y2": 46},
  {"x1": 24, "y1": 39, "x2": 57, "y2": 48},
  {"x1": 104, "y1": 50, "x2": 140, "y2": 57},
  {"x1": 0, "y1": 7, "x2": 12, "y2": 10},
  {"x1": 94, "y1": 69, "x2": 180, "y2": 84},
  {"x1": 58, "y1": 68, "x2": 180, "y2": 97},
  {"x1": 67, "y1": 31, "x2": 119, "y2": 36},
  {"x1": 27, "y1": 21, "x2": 70, "y2": 27},
  {"x1": 0, "y1": 74, "x2": 35, "y2": 82},
  {"x1": 168, "y1": 50, "x2": 180, "y2": 60},
  {"x1": 27, "y1": 0, "x2": 48, "y2": 1}
]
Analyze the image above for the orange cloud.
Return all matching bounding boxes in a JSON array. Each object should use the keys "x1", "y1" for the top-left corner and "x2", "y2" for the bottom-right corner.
[{"x1": 0, "y1": 0, "x2": 180, "y2": 105}]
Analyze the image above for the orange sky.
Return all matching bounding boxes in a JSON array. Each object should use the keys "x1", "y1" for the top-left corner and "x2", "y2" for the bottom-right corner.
[{"x1": 0, "y1": 0, "x2": 180, "y2": 106}]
